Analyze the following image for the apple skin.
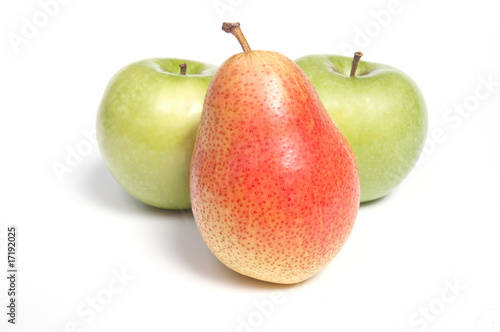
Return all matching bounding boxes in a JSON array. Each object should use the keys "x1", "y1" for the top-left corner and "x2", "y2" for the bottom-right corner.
[
  {"x1": 97, "y1": 58, "x2": 217, "y2": 209},
  {"x1": 295, "y1": 54, "x2": 427, "y2": 202}
]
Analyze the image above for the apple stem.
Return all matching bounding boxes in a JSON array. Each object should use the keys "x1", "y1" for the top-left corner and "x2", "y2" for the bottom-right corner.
[
  {"x1": 222, "y1": 22, "x2": 252, "y2": 53},
  {"x1": 179, "y1": 63, "x2": 187, "y2": 75},
  {"x1": 350, "y1": 51, "x2": 363, "y2": 77}
]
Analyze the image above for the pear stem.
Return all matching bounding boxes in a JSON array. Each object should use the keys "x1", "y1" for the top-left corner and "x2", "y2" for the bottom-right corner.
[
  {"x1": 222, "y1": 22, "x2": 252, "y2": 53},
  {"x1": 350, "y1": 51, "x2": 363, "y2": 77},
  {"x1": 179, "y1": 63, "x2": 187, "y2": 75}
]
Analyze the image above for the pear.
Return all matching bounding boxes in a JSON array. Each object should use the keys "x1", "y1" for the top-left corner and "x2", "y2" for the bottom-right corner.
[{"x1": 190, "y1": 23, "x2": 360, "y2": 284}]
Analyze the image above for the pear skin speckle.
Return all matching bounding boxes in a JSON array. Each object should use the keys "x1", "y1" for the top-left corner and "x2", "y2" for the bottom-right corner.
[{"x1": 190, "y1": 50, "x2": 360, "y2": 284}]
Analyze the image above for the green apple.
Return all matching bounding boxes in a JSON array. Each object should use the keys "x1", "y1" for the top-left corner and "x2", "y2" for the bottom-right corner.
[
  {"x1": 295, "y1": 53, "x2": 427, "y2": 202},
  {"x1": 96, "y1": 58, "x2": 217, "y2": 209}
]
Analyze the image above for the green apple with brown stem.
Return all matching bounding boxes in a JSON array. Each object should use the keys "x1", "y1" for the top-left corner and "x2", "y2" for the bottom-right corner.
[
  {"x1": 97, "y1": 58, "x2": 217, "y2": 209},
  {"x1": 295, "y1": 52, "x2": 427, "y2": 202}
]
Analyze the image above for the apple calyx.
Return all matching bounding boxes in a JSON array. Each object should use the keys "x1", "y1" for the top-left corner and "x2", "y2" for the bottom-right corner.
[
  {"x1": 350, "y1": 51, "x2": 363, "y2": 77},
  {"x1": 179, "y1": 63, "x2": 187, "y2": 75},
  {"x1": 222, "y1": 22, "x2": 252, "y2": 53}
]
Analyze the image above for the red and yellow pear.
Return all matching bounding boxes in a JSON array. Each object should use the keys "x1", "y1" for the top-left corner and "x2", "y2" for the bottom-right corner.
[{"x1": 190, "y1": 23, "x2": 360, "y2": 284}]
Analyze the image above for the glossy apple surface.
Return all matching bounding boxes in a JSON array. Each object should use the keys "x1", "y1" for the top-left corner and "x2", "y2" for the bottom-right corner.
[
  {"x1": 295, "y1": 54, "x2": 427, "y2": 202},
  {"x1": 97, "y1": 58, "x2": 217, "y2": 209}
]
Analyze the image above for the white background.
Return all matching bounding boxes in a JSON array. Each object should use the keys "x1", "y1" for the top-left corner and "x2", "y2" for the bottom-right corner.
[{"x1": 1, "y1": 0, "x2": 500, "y2": 331}]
